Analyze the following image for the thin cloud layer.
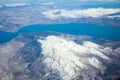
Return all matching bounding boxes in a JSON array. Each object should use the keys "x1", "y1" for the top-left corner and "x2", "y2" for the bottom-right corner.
[
  {"x1": 43, "y1": 8, "x2": 120, "y2": 20},
  {"x1": 4, "y1": 3, "x2": 27, "y2": 7}
]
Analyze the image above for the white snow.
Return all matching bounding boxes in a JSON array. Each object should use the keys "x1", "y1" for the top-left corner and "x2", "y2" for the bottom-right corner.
[
  {"x1": 38, "y1": 35, "x2": 111, "y2": 80},
  {"x1": 115, "y1": 47, "x2": 120, "y2": 54},
  {"x1": 88, "y1": 57, "x2": 100, "y2": 68},
  {"x1": 82, "y1": 41, "x2": 109, "y2": 59}
]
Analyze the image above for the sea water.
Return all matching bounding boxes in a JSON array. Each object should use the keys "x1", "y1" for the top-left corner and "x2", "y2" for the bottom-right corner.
[{"x1": 0, "y1": 23, "x2": 120, "y2": 43}]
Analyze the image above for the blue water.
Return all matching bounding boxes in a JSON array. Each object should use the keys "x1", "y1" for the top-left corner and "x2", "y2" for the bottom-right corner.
[
  {"x1": 0, "y1": 31, "x2": 18, "y2": 43},
  {"x1": 0, "y1": 23, "x2": 120, "y2": 43},
  {"x1": 58, "y1": 1, "x2": 120, "y2": 9}
]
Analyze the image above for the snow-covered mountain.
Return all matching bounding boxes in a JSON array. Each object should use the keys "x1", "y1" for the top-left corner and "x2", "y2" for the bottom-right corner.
[
  {"x1": 37, "y1": 35, "x2": 120, "y2": 80},
  {"x1": 0, "y1": 32, "x2": 120, "y2": 80}
]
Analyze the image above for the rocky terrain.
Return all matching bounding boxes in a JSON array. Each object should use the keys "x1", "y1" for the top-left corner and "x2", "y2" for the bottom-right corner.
[
  {"x1": 0, "y1": 2, "x2": 120, "y2": 32},
  {"x1": 0, "y1": 0, "x2": 120, "y2": 80},
  {"x1": 0, "y1": 32, "x2": 120, "y2": 80}
]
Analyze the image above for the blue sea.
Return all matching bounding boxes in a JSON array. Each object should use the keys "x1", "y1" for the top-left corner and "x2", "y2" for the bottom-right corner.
[{"x1": 0, "y1": 23, "x2": 120, "y2": 43}]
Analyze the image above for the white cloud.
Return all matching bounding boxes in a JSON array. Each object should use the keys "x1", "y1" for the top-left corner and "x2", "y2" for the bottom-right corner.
[
  {"x1": 43, "y1": 8, "x2": 120, "y2": 20},
  {"x1": 38, "y1": 35, "x2": 112, "y2": 80},
  {"x1": 41, "y1": 2, "x2": 55, "y2": 5},
  {"x1": 107, "y1": 15, "x2": 120, "y2": 19},
  {"x1": 4, "y1": 3, "x2": 27, "y2": 7}
]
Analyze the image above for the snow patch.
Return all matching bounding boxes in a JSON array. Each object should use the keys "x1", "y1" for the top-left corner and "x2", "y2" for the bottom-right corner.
[
  {"x1": 88, "y1": 57, "x2": 100, "y2": 68},
  {"x1": 115, "y1": 47, "x2": 120, "y2": 54}
]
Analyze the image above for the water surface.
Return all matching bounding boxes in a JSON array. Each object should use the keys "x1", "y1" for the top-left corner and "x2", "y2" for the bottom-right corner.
[
  {"x1": 0, "y1": 23, "x2": 120, "y2": 43},
  {"x1": 19, "y1": 23, "x2": 120, "y2": 40}
]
